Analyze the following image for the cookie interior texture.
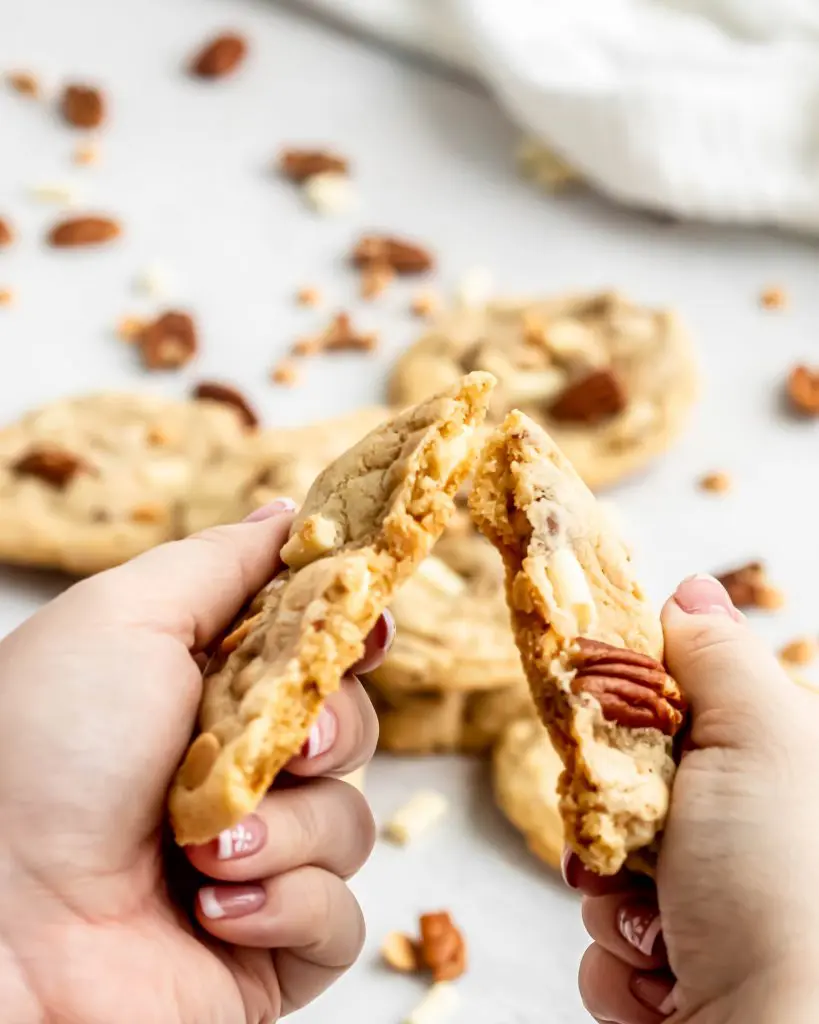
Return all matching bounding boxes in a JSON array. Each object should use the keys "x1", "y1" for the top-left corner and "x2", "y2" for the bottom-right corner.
[
  {"x1": 389, "y1": 291, "x2": 697, "y2": 491},
  {"x1": 169, "y1": 372, "x2": 494, "y2": 845},
  {"x1": 469, "y1": 410, "x2": 677, "y2": 876}
]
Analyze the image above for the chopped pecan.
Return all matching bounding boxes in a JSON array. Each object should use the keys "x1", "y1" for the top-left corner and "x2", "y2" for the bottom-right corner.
[
  {"x1": 418, "y1": 912, "x2": 467, "y2": 983},
  {"x1": 6, "y1": 71, "x2": 40, "y2": 98},
  {"x1": 47, "y1": 215, "x2": 121, "y2": 247},
  {"x1": 60, "y1": 84, "x2": 106, "y2": 128},
  {"x1": 716, "y1": 561, "x2": 784, "y2": 610},
  {"x1": 279, "y1": 148, "x2": 348, "y2": 182},
  {"x1": 351, "y1": 234, "x2": 434, "y2": 275},
  {"x1": 295, "y1": 313, "x2": 376, "y2": 357},
  {"x1": 138, "y1": 311, "x2": 197, "y2": 370},
  {"x1": 698, "y1": 471, "x2": 731, "y2": 494},
  {"x1": 570, "y1": 638, "x2": 686, "y2": 736},
  {"x1": 192, "y1": 381, "x2": 259, "y2": 428},
  {"x1": 548, "y1": 369, "x2": 627, "y2": 425},
  {"x1": 12, "y1": 447, "x2": 90, "y2": 489},
  {"x1": 760, "y1": 286, "x2": 787, "y2": 310},
  {"x1": 190, "y1": 32, "x2": 248, "y2": 78},
  {"x1": 786, "y1": 365, "x2": 819, "y2": 417},
  {"x1": 0, "y1": 217, "x2": 15, "y2": 247},
  {"x1": 360, "y1": 262, "x2": 394, "y2": 300}
]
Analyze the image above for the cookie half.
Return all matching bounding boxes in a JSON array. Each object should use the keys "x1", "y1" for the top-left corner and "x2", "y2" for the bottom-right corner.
[
  {"x1": 470, "y1": 411, "x2": 687, "y2": 875},
  {"x1": 169, "y1": 372, "x2": 494, "y2": 845}
]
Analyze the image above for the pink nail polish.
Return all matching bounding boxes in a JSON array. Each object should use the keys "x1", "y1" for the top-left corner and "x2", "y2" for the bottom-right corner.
[
  {"x1": 213, "y1": 815, "x2": 266, "y2": 861},
  {"x1": 630, "y1": 973, "x2": 676, "y2": 1015},
  {"x1": 673, "y1": 574, "x2": 742, "y2": 620},
  {"x1": 198, "y1": 885, "x2": 266, "y2": 920},
  {"x1": 302, "y1": 706, "x2": 337, "y2": 759},
  {"x1": 617, "y1": 901, "x2": 663, "y2": 956},
  {"x1": 243, "y1": 497, "x2": 297, "y2": 523}
]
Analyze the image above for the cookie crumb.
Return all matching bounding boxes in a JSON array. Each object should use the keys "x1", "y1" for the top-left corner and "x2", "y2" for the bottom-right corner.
[
  {"x1": 779, "y1": 637, "x2": 817, "y2": 667},
  {"x1": 383, "y1": 790, "x2": 448, "y2": 845},
  {"x1": 360, "y1": 262, "x2": 394, "y2": 300},
  {"x1": 760, "y1": 286, "x2": 787, "y2": 310},
  {"x1": 6, "y1": 70, "x2": 40, "y2": 98},
  {"x1": 403, "y1": 982, "x2": 460, "y2": 1024},
  {"x1": 786, "y1": 365, "x2": 819, "y2": 417},
  {"x1": 381, "y1": 932, "x2": 420, "y2": 973},
  {"x1": 303, "y1": 172, "x2": 354, "y2": 216},
  {"x1": 271, "y1": 359, "x2": 299, "y2": 386},
  {"x1": 0, "y1": 288, "x2": 14, "y2": 307},
  {"x1": 698, "y1": 471, "x2": 731, "y2": 494},
  {"x1": 716, "y1": 561, "x2": 784, "y2": 611},
  {"x1": 410, "y1": 290, "x2": 439, "y2": 318},
  {"x1": 295, "y1": 286, "x2": 322, "y2": 308},
  {"x1": 73, "y1": 140, "x2": 100, "y2": 166}
]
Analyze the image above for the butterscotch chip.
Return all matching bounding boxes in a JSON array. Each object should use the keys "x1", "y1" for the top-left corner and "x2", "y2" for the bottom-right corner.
[
  {"x1": 190, "y1": 32, "x2": 248, "y2": 78},
  {"x1": 7, "y1": 71, "x2": 40, "y2": 98},
  {"x1": 779, "y1": 637, "x2": 817, "y2": 667},
  {"x1": 360, "y1": 262, "x2": 394, "y2": 300},
  {"x1": 73, "y1": 140, "x2": 100, "y2": 166},
  {"x1": 271, "y1": 359, "x2": 299, "y2": 386},
  {"x1": 296, "y1": 286, "x2": 322, "y2": 307},
  {"x1": 760, "y1": 286, "x2": 787, "y2": 310},
  {"x1": 192, "y1": 381, "x2": 259, "y2": 428},
  {"x1": 786, "y1": 365, "x2": 819, "y2": 417},
  {"x1": 699, "y1": 471, "x2": 731, "y2": 494},
  {"x1": 0, "y1": 218, "x2": 15, "y2": 248},
  {"x1": 411, "y1": 290, "x2": 439, "y2": 318},
  {"x1": 47, "y1": 215, "x2": 121, "y2": 247},
  {"x1": 60, "y1": 84, "x2": 106, "y2": 129},
  {"x1": 131, "y1": 503, "x2": 166, "y2": 524},
  {"x1": 116, "y1": 315, "x2": 147, "y2": 342},
  {"x1": 381, "y1": 932, "x2": 420, "y2": 973},
  {"x1": 0, "y1": 289, "x2": 14, "y2": 307},
  {"x1": 138, "y1": 311, "x2": 197, "y2": 370}
]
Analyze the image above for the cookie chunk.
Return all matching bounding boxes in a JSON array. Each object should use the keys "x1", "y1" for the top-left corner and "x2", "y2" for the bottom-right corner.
[
  {"x1": 169, "y1": 372, "x2": 494, "y2": 845},
  {"x1": 390, "y1": 292, "x2": 697, "y2": 490},
  {"x1": 469, "y1": 411, "x2": 687, "y2": 875},
  {"x1": 493, "y1": 716, "x2": 565, "y2": 870},
  {"x1": 0, "y1": 394, "x2": 250, "y2": 575}
]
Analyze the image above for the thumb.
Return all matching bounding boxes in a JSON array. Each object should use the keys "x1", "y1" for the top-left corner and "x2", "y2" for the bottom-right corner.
[{"x1": 661, "y1": 574, "x2": 797, "y2": 744}]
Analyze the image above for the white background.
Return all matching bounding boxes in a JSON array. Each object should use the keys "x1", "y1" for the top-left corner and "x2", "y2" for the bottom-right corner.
[{"x1": 2, "y1": 1, "x2": 818, "y2": 1021}]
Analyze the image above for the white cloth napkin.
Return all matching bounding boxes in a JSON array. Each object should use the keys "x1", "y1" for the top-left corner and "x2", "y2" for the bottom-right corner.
[{"x1": 294, "y1": 0, "x2": 819, "y2": 233}]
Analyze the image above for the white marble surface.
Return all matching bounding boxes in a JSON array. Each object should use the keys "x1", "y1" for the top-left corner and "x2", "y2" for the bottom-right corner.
[{"x1": 1, "y1": 1, "x2": 818, "y2": 1021}]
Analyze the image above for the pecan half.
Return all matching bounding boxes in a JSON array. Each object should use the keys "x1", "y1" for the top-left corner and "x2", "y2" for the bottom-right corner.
[
  {"x1": 60, "y1": 84, "x2": 106, "y2": 129},
  {"x1": 0, "y1": 217, "x2": 14, "y2": 248},
  {"x1": 192, "y1": 380, "x2": 258, "y2": 428},
  {"x1": 279, "y1": 148, "x2": 348, "y2": 182},
  {"x1": 190, "y1": 33, "x2": 248, "y2": 78},
  {"x1": 138, "y1": 311, "x2": 197, "y2": 370},
  {"x1": 548, "y1": 368, "x2": 627, "y2": 425},
  {"x1": 418, "y1": 912, "x2": 467, "y2": 983},
  {"x1": 12, "y1": 447, "x2": 90, "y2": 489},
  {"x1": 351, "y1": 234, "x2": 434, "y2": 275},
  {"x1": 715, "y1": 561, "x2": 784, "y2": 610},
  {"x1": 570, "y1": 638, "x2": 686, "y2": 736},
  {"x1": 47, "y1": 215, "x2": 121, "y2": 247},
  {"x1": 786, "y1": 365, "x2": 819, "y2": 417}
]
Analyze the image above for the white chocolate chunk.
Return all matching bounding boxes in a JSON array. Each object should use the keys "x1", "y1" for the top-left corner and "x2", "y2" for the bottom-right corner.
[
  {"x1": 404, "y1": 983, "x2": 461, "y2": 1024},
  {"x1": 546, "y1": 548, "x2": 597, "y2": 635},
  {"x1": 416, "y1": 556, "x2": 466, "y2": 597},
  {"x1": 29, "y1": 181, "x2": 81, "y2": 205},
  {"x1": 454, "y1": 266, "x2": 493, "y2": 309},
  {"x1": 544, "y1": 318, "x2": 607, "y2": 367},
  {"x1": 303, "y1": 172, "x2": 354, "y2": 215},
  {"x1": 281, "y1": 514, "x2": 341, "y2": 569},
  {"x1": 504, "y1": 368, "x2": 566, "y2": 404},
  {"x1": 434, "y1": 426, "x2": 474, "y2": 481},
  {"x1": 383, "y1": 790, "x2": 448, "y2": 845}
]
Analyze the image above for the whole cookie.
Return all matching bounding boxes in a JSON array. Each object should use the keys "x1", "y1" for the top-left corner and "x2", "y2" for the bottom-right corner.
[
  {"x1": 390, "y1": 291, "x2": 697, "y2": 490},
  {"x1": 493, "y1": 715, "x2": 565, "y2": 870}
]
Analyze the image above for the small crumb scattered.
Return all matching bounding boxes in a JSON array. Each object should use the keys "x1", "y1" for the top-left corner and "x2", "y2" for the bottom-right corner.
[
  {"x1": 0, "y1": 288, "x2": 14, "y2": 307},
  {"x1": 410, "y1": 290, "x2": 439, "y2": 318},
  {"x1": 716, "y1": 561, "x2": 784, "y2": 611},
  {"x1": 699, "y1": 471, "x2": 732, "y2": 494},
  {"x1": 270, "y1": 359, "x2": 299, "y2": 386},
  {"x1": 454, "y1": 266, "x2": 493, "y2": 309},
  {"x1": 6, "y1": 70, "x2": 40, "y2": 99},
  {"x1": 73, "y1": 140, "x2": 100, "y2": 166},
  {"x1": 295, "y1": 285, "x2": 322, "y2": 308},
  {"x1": 403, "y1": 982, "x2": 460, "y2": 1024},
  {"x1": 29, "y1": 182, "x2": 81, "y2": 206},
  {"x1": 303, "y1": 171, "x2": 354, "y2": 215},
  {"x1": 116, "y1": 315, "x2": 147, "y2": 342},
  {"x1": 760, "y1": 286, "x2": 787, "y2": 310},
  {"x1": 381, "y1": 932, "x2": 420, "y2": 973},
  {"x1": 779, "y1": 637, "x2": 818, "y2": 667},
  {"x1": 383, "y1": 790, "x2": 448, "y2": 845},
  {"x1": 360, "y1": 262, "x2": 394, "y2": 300}
]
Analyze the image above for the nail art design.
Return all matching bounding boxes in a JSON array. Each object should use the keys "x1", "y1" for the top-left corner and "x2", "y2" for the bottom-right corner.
[
  {"x1": 198, "y1": 885, "x2": 266, "y2": 920},
  {"x1": 216, "y1": 815, "x2": 265, "y2": 860},
  {"x1": 618, "y1": 902, "x2": 663, "y2": 956}
]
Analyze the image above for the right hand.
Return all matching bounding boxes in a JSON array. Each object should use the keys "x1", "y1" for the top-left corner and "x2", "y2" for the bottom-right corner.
[{"x1": 572, "y1": 573, "x2": 819, "y2": 1023}]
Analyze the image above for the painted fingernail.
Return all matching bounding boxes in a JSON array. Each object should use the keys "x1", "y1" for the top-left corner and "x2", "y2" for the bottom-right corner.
[
  {"x1": 198, "y1": 884, "x2": 266, "y2": 920},
  {"x1": 617, "y1": 900, "x2": 663, "y2": 956},
  {"x1": 674, "y1": 574, "x2": 742, "y2": 621},
  {"x1": 212, "y1": 815, "x2": 266, "y2": 861},
  {"x1": 561, "y1": 847, "x2": 579, "y2": 889},
  {"x1": 381, "y1": 609, "x2": 396, "y2": 653},
  {"x1": 302, "y1": 706, "x2": 337, "y2": 759},
  {"x1": 243, "y1": 497, "x2": 297, "y2": 523},
  {"x1": 630, "y1": 973, "x2": 676, "y2": 1015}
]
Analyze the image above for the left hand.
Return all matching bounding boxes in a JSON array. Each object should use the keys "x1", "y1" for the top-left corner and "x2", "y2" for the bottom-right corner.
[{"x1": 0, "y1": 499, "x2": 389, "y2": 1024}]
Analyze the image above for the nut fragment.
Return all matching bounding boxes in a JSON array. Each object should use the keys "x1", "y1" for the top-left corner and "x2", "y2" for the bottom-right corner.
[
  {"x1": 12, "y1": 447, "x2": 89, "y2": 489},
  {"x1": 0, "y1": 218, "x2": 15, "y2": 247},
  {"x1": 47, "y1": 215, "x2": 121, "y2": 247},
  {"x1": 270, "y1": 359, "x2": 300, "y2": 386},
  {"x1": 699, "y1": 471, "x2": 731, "y2": 494},
  {"x1": 419, "y1": 912, "x2": 467, "y2": 983},
  {"x1": 715, "y1": 561, "x2": 784, "y2": 610},
  {"x1": 383, "y1": 790, "x2": 448, "y2": 845},
  {"x1": 137, "y1": 311, "x2": 197, "y2": 370},
  {"x1": 7, "y1": 71, "x2": 40, "y2": 98},
  {"x1": 546, "y1": 548, "x2": 597, "y2": 636},
  {"x1": 192, "y1": 381, "x2": 258, "y2": 428},
  {"x1": 295, "y1": 286, "x2": 322, "y2": 308},
  {"x1": 352, "y1": 234, "x2": 434, "y2": 275},
  {"x1": 548, "y1": 368, "x2": 627, "y2": 425},
  {"x1": 360, "y1": 262, "x2": 394, "y2": 300},
  {"x1": 786, "y1": 365, "x2": 819, "y2": 417},
  {"x1": 760, "y1": 286, "x2": 787, "y2": 310},
  {"x1": 279, "y1": 148, "x2": 348, "y2": 182},
  {"x1": 296, "y1": 312, "x2": 377, "y2": 355},
  {"x1": 779, "y1": 637, "x2": 817, "y2": 667},
  {"x1": 190, "y1": 32, "x2": 248, "y2": 78},
  {"x1": 381, "y1": 932, "x2": 420, "y2": 973},
  {"x1": 570, "y1": 638, "x2": 686, "y2": 736},
  {"x1": 403, "y1": 982, "x2": 460, "y2": 1024},
  {"x1": 60, "y1": 84, "x2": 106, "y2": 128}
]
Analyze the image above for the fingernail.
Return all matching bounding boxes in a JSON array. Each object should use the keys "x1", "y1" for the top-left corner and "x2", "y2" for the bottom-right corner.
[
  {"x1": 617, "y1": 900, "x2": 663, "y2": 956},
  {"x1": 674, "y1": 574, "x2": 742, "y2": 621},
  {"x1": 212, "y1": 815, "x2": 266, "y2": 861},
  {"x1": 381, "y1": 609, "x2": 396, "y2": 653},
  {"x1": 561, "y1": 847, "x2": 579, "y2": 889},
  {"x1": 243, "y1": 497, "x2": 297, "y2": 523},
  {"x1": 630, "y1": 973, "x2": 676, "y2": 1015},
  {"x1": 198, "y1": 884, "x2": 266, "y2": 920},
  {"x1": 302, "y1": 706, "x2": 337, "y2": 759}
]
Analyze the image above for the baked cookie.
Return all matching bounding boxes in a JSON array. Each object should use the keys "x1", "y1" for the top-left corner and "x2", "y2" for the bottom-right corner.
[
  {"x1": 470, "y1": 411, "x2": 687, "y2": 875},
  {"x1": 493, "y1": 715, "x2": 564, "y2": 870},
  {"x1": 390, "y1": 291, "x2": 697, "y2": 490},
  {"x1": 0, "y1": 393, "x2": 251, "y2": 575},
  {"x1": 169, "y1": 372, "x2": 494, "y2": 845}
]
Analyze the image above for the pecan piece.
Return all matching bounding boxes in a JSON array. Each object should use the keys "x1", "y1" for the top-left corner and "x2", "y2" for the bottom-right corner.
[
  {"x1": 715, "y1": 561, "x2": 784, "y2": 610},
  {"x1": 138, "y1": 311, "x2": 197, "y2": 370},
  {"x1": 0, "y1": 217, "x2": 14, "y2": 248},
  {"x1": 351, "y1": 234, "x2": 434, "y2": 275},
  {"x1": 7, "y1": 71, "x2": 40, "y2": 98},
  {"x1": 47, "y1": 215, "x2": 121, "y2": 247},
  {"x1": 12, "y1": 446, "x2": 90, "y2": 489},
  {"x1": 548, "y1": 368, "x2": 627, "y2": 425},
  {"x1": 570, "y1": 638, "x2": 686, "y2": 736},
  {"x1": 418, "y1": 912, "x2": 467, "y2": 983},
  {"x1": 279, "y1": 148, "x2": 348, "y2": 182},
  {"x1": 192, "y1": 381, "x2": 258, "y2": 428},
  {"x1": 786, "y1": 365, "x2": 819, "y2": 417},
  {"x1": 60, "y1": 84, "x2": 106, "y2": 128},
  {"x1": 190, "y1": 32, "x2": 248, "y2": 78}
]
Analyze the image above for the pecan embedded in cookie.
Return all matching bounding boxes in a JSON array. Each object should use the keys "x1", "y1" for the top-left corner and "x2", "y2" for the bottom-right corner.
[{"x1": 12, "y1": 446, "x2": 90, "y2": 489}]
